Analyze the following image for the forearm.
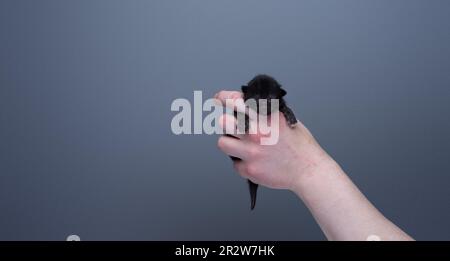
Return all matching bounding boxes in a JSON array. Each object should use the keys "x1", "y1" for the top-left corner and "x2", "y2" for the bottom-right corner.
[
  {"x1": 291, "y1": 157, "x2": 413, "y2": 241},
  {"x1": 213, "y1": 90, "x2": 412, "y2": 240}
]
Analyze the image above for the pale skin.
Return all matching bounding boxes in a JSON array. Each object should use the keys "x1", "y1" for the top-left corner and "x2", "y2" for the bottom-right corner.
[{"x1": 214, "y1": 90, "x2": 413, "y2": 241}]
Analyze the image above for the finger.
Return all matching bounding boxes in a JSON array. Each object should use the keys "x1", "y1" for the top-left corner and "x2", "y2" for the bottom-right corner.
[
  {"x1": 219, "y1": 111, "x2": 259, "y2": 141},
  {"x1": 213, "y1": 91, "x2": 246, "y2": 114},
  {"x1": 246, "y1": 111, "x2": 287, "y2": 142},
  {"x1": 213, "y1": 90, "x2": 258, "y2": 121},
  {"x1": 214, "y1": 90, "x2": 242, "y2": 103},
  {"x1": 217, "y1": 136, "x2": 249, "y2": 160},
  {"x1": 218, "y1": 114, "x2": 244, "y2": 139},
  {"x1": 233, "y1": 160, "x2": 249, "y2": 179},
  {"x1": 233, "y1": 161, "x2": 258, "y2": 183}
]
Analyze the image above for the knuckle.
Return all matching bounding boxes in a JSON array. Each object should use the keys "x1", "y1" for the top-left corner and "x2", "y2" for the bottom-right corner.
[
  {"x1": 234, "y1": 162, "x2": 248, "y2": 178},
  {"x1": 247, "y1": 147, "x2": 260, "y2": 158},
  {"x1": 230, "y1": 92, "x2": 241, "y2": 100},
  {"x1": 216, "y1": 91, "x2": 226, "y2": 101},
  {"x1": 246, "y1": 163, "x2": 259, "y2": 177},
  {"x1": 248, "y1": 132, "x2": 261, "y2": 143}
]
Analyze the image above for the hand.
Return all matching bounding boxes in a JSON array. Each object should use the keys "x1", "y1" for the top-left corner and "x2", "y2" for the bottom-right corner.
[
  {"x1": 214, "y1": 90, "x2": 332, "y2": 191},
  {"x1": 214, "y1": 90, "x2": 413, "y2": 240}
]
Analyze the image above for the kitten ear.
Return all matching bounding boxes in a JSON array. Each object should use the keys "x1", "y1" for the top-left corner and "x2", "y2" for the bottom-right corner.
[
  {"x1": 241, "y1": 85, "x2": 248, "y2": 93},
  {"x1": 279, "y1": 88, "x2": 287, "y2": 97}
]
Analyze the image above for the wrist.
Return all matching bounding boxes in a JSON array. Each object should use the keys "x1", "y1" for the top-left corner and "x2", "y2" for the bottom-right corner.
[{"x1": 288, "y1": 152, "x2": 341, "y2": 195}]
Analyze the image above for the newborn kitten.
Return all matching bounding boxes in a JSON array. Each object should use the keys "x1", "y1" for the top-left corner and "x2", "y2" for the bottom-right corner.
[{"x1": 229, "y1": 74, "x2": 297, "y2": 210}]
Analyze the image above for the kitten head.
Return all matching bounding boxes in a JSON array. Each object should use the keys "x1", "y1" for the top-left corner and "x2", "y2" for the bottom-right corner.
[{"x1": 241, "y1": 74, "x2": 286, "y2": 114}]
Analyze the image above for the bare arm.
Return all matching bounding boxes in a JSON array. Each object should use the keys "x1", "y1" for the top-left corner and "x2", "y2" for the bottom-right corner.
[
  {"x1": 290, "y1": 138, "x2": 412, "y2": 241},
  {"x1": 214, "y1": 90, "x2": 413, "y2": 241}
]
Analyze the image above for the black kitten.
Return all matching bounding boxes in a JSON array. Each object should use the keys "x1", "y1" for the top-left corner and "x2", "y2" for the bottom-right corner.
[{"x1": 229, "y1": 74, "x2": 297, "y2": 210}]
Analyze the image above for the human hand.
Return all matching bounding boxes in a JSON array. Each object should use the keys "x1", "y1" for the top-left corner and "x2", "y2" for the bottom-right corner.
[{"x1": 215, "y1": 90, "x2": 332, "y2": 191}]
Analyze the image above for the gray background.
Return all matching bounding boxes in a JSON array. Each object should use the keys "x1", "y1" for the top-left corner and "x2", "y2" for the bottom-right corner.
[{"x1": 1, "y1": 0, "x2": 449, "y2": 240}]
